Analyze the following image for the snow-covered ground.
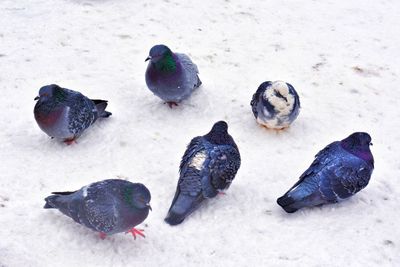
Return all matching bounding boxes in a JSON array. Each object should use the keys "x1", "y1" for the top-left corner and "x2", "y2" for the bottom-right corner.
[{"x1": 0, "y1": 0, "x2": 399, "y2": 266}]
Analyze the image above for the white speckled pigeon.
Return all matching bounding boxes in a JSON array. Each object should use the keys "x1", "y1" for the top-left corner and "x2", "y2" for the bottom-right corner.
[
  {"x1": 44, "y1": 179, "x2": 151, "y2": 239},
  {"x1": 34, "y1": 84, "x2": 111, "y2": 144}
]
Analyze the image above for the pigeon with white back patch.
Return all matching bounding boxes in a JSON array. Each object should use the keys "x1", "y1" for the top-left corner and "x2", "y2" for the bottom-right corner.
[{"x1": 165, "y1": 121, "x2": 241, "y2": 225}]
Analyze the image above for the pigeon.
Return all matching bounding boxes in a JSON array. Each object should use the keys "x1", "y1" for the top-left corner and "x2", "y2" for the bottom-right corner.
[
  {"x1": 250, "y1": 81, "x2": 300, "y2": 129},
  {"x1": 277, "y1": 132, "x2": 374, "y2": 213},
  {"x1": 145, "y1": 44, "x2": 201, "y2": 108},
  {"x1": 34, "y1": 84, "x2": 112, "y2": 144},
  {"x1": 44, "y1": 179, "x2": 151, "y2": 239},
  {"x1": 165, "y1": 121, "x2": 241, "y2": 225}
]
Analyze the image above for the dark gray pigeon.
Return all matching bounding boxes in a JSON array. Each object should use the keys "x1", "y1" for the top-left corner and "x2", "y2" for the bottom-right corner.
[
  {"x1": 34, "y1": 84, "x2": 111, "y2": 144},
  {"x1": 145, "y1": 44, "x2": 201, "y2": 108},
  {"x1": 277, "y1": 132, "x2": 374, "y2": 213},
  {"x1": 44, "y1": 179, "x2": 151, "y2": 239},
  {"x1": 165, "y1": 121, "x2": 241, "y2": 225}
]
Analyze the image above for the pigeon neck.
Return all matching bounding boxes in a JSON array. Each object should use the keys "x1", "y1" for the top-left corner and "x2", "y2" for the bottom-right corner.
[
  {"x1": 341, "y1": 142, "x2": 374, "y2": 167},
  {"x1": 53, "y1": 88, "x2": 68, "y2": 102},
  {"x1": 204, "y1": 130, "x2": 234, "y2": 146},
  {"x1": 123, "y1": 186, "x2": 147, "y2": 211},
  {"x1": 153, "y1": 53, "x2": 177, "y2": 73},
  {"x1": 123, "y1": 187, "x2": 136, "y2": 209}
]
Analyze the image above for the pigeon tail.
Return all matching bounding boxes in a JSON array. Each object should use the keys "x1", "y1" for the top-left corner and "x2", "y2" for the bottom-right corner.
[
  {"x1": 195, "y1": 75, "x2": 202, "y2": 88},
  {"x1": 164, "y1": 210, "x2": 186, "y2": 226},
  {"x1": 92, "y1": 99, "x2": 112, "y2": 118},
  {"x1": 44, "y1": 191, "x2": 76, "y2": 209},
  {"x1": 44, "y1": 195, "x2": 59, "y2": 209},
  {"x1": 277, "y1": 194, "x2": 301, "y2": 213},
  {"x1": 164, "y1": 194, "x2": 204, "y2": 226},
  {"x1": 277, "y1": 188, "x2": 324, "y2": 213}
]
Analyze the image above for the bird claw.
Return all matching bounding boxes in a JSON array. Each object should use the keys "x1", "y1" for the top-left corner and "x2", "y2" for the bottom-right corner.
[
  {"x1": 125, "y1": 228, "x2": 145, "y2": 240},
  {"x1": 64, "y1": 138, "x2": 77, "y2": 145},
  {"x1": 166, "y1": 102, "x2": 179, "y2": 108},
  {"x1": 99, "y1": 232, "x2": 107, "y2": 240}
]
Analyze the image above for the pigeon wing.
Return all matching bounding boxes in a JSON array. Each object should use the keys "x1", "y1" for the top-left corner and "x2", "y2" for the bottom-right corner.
[
  {"x1": 176, "y1": 53, "x2": 200, "y2": 88},
  {"x1": 283, "y1": 142, "x2": 338, "y2": 195},
  {"x1": 83, "y1": 188, "x2": 119, "y2": 233},
  {"x1": 319, "y1": 156, "x2": 372, "y2": 201},
  {"x1": 66, "y1": 93, "x2": 96, "y2": 136},
  {"x1": 208, "y1": 145, "x2": 241, "y2": 194},
  {"x1": 176, "y1": 53, "x2": 199, "y2": 74},
  {"x1": 167, "y1": 137, "x2": 206, "y2": 209}
]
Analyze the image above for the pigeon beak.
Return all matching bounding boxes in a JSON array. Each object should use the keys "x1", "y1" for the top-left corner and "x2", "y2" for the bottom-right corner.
[
  {"x1": 370, "y1": 142, "x2": 373, "y2": 146},
  {"x1": 145, "y1": 56, "x2": 151, "y2": 62},
  {"x1": 34, "y1": 96, "x2": 39, "y2": 100},
  {"x1": 146, "y1": 203, "x2": 152, "y2": 211}
]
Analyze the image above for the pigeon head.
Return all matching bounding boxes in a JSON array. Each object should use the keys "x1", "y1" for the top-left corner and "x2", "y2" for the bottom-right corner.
[
  {"x1": 211, "y1": 121, "x2": 228, "y2": 133},
  {"x1": 341, "y1": 132, "x2": 372, "y2": 148},
  {"x1": 204, "y1": 121, "x2": 236, "y2": 146},
  {"x1": 35, "y1": 84, "x2": 63, "y2": 101},
  {"x1": 123, "y1": 183, "x2": 152, "y2": 211},
  {"x1": 145, "y1": 45, "x2": 176, "y2": 72},
  {"x1": 341, "y1": 132, "x2": 374, "y2": 166},
  {"x1": 146, "y1": 45, "x2": 172, "y2": 62}
]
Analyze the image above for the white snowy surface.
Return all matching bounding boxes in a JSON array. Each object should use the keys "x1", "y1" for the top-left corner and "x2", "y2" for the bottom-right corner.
[{"x1": 0, "y1": 0, "x2": 399, "y2": 266}]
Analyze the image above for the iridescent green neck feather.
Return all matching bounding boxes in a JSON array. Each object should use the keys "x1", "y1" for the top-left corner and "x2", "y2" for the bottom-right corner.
[
  {"x1": 53, "y1": 88, "x2": 68, "y2": 102},
  {"x1": 123, "y1": 187, "x2": 137, "y2": 209},
  {"x1": 154, "y1": 53, "x2": 177, "y2": 73}
]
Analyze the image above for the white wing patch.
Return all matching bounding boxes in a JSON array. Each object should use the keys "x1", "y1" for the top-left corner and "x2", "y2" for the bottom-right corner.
[
  {"x1": 82, "y1": 185, "x2": 89, "y2": 197},
  {"x1": 189, "y1": 150, "x2": 207, "y2": 170}
]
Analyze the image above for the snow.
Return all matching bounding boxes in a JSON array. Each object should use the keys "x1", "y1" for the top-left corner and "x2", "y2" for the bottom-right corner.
[{"x1": 0, "y1": 0, "x2": 399, "y2": 266}]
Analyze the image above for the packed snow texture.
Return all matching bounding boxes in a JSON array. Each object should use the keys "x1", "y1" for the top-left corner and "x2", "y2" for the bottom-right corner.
[{"x1": 0, "y1": 0, "x2": 399, "y2": 266}]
